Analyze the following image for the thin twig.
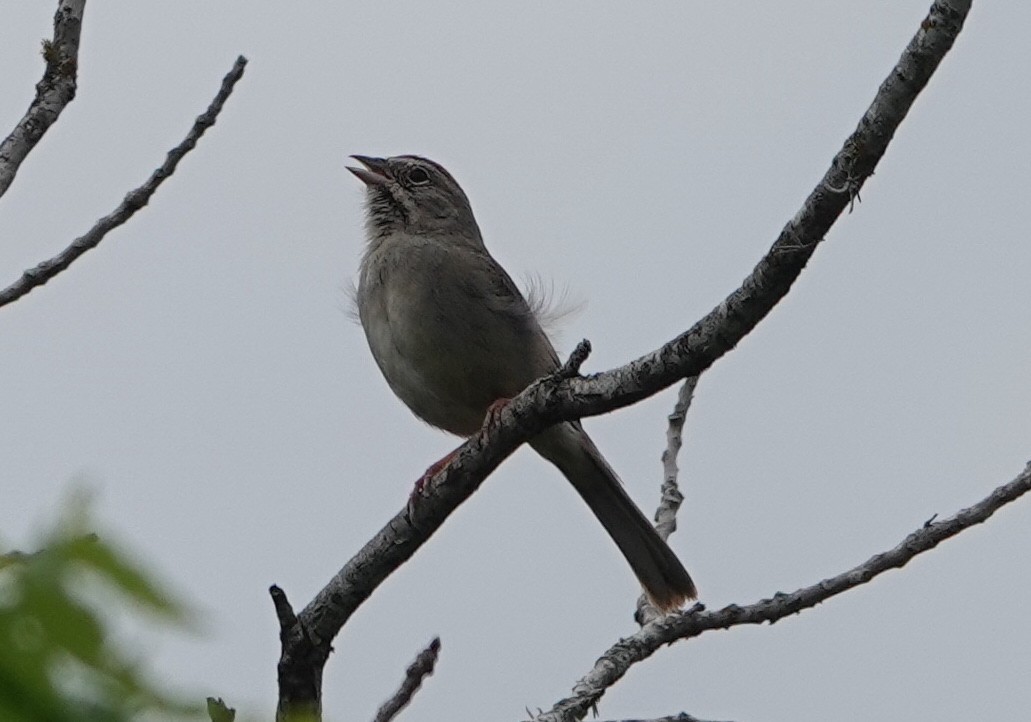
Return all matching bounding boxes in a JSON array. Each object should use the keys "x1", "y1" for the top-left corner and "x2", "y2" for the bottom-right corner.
[
  {"x1": 0, "y1": 0, "x2": 85, "y2": 200},
  {"x1": 372, "y1": 638, "x2": 442, "y2": 722},
  {"x1": 637, "y1": 376, "x2": 699, "y2": 625},
  {"x1": 557, "y1": 339, "x2": 593, "y2": 378},
  {"x1": 275, "y1": 0, "x2": 972, "y2": 713},
  {"x1": 0, "y1": 55, "x2": 248, "y2": 309},
  {"x1": 656, "y1": 377, "x2": 698, "y2": 542},
  {"x1": 270, "y1": 584, "x2": 299, "y2": 631},
  {"x1": 537, "y1": 459, "x2": 1031, "y2": 721}
]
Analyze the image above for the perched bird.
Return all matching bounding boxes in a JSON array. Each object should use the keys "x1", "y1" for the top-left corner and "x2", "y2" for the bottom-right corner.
[{"x1": 349, "y1": 154, "x2": 697, "y2": 610}]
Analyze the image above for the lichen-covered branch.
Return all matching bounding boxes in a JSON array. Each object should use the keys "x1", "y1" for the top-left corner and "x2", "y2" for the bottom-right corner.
[
  {"x1": 553, "y1": 0, "x2": 972, "y2": 421},
  {"x1": 273, "y1": 0, "x2": 972, "y2": 715},
  {"x1": 0, "y1": 55, "x2": 248, "y2": 309},
  {"x1": 0, "y1": 0, "x2": 86, "y2": 200},
  {"x1": 656, "y1": 377, "x2": 698, "y2": 543},
  {"x1": 636, "y1": 376, "x2": 699, "y2": 626},
  {"x1": 536, "y1": 459, "x2": 1030, "y2": 722}
]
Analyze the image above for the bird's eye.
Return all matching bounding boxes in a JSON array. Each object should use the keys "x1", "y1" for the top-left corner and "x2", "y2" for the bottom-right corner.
[{"x1": 407, "y1": 167, "x2": 430, "y2": 185}]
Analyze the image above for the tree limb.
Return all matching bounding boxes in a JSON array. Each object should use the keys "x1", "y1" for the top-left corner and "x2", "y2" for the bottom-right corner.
[
  {"x1": 536, "y1": 459, "x2": 1031, "y2": 721},
  {"x1": 274, "y1": 0, "x2": 971, "y2": 714},
  {"x1": 0, "y1": 55, "x2": 248, "y2": 309},
  {"x1": 0, "y1": 0, "x2": 85, "y2": 200}
]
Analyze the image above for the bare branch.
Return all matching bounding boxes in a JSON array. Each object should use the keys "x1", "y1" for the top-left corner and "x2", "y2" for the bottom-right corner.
[
  {"x1": 271, "y1": 585, "x2": 328, "y2": 722},
  {"x1": 0, "y1": 0, "x2": 85, "y2": 200},
  {"x1": 656, "y1": 377, "x2": 698, "y2": 543},
  {"x1": 551, "y1": 0, "x2": 972, "y2": 423},
  {"x1": 270, "y1": 584, "x2": 299, "y2": 631},
  {"x1": 276, "y1": 0, "x2": 971, "y2": 713},
  {"x1": 557, "y1": 339, "x2": 593, "y2": 378},
  {"x1": 372, "y1": 638, "x2": 442, "y2": 722},
  {"x1": 637, "y1": 376, "x2": 699, "y2": 625},
  {"x1": 0, "y1": 55, "x2": 248, "y2": 310},
  {"x1": 537, "y1": 460, "x2": 1031, "y2": 721}
]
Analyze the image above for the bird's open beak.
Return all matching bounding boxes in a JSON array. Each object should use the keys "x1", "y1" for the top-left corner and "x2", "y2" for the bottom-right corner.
[{"x1": 347, "y1": 155, "x2": 392, "y2": 186}]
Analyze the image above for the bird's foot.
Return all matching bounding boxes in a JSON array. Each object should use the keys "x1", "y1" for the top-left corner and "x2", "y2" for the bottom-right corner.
[{"x1": 411, "y1": 450, "x2": 457, "y2": 500}]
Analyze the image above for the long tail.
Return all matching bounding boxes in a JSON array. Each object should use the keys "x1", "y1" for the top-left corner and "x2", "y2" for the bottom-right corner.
[{"x1": 531, "y1": 423, "x2": 697, "y2": 611}]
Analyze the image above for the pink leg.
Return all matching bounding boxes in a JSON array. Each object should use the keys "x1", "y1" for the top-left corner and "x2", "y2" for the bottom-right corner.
[
  {"x1": 411, "y1": 449, "x2": 458, "y2": 499},
  {"x1": 410, "y1": 397, "x2": 511, "y2": 504}
]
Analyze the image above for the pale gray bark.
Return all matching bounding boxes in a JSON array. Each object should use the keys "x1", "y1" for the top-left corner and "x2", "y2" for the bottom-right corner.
[
  {"x1": 0, "y1": 56, "x2": 248, "y2": 309},
  {"x1": 636, "y1": 376, "x2": 699, "y2": 627},
  {"x1": 536, "y1": 460, "x2": 1031, "y2": 721},
  {"x1": 0, "y1": 0, "x2": 85, "y2": 200},
  {"x1": 275, "y1": 2, "x2": 979, "y2": 719},
  {"x1": 286, "y1": 0, "x2": 973, "y2": 659}
]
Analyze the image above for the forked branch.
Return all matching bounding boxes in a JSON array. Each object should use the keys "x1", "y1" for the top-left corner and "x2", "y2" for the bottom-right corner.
[
  {"x1": 274, "y1": 0, "x2": 974, "y2": 718},
  {"x1": 538, "y1": 460, "x2": 1030, "y2": 721}
]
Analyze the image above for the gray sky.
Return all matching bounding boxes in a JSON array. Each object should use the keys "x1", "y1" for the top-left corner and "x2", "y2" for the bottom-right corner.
[{"x1": 2, "y1": 2, "x2": 1029, "y2": 720}]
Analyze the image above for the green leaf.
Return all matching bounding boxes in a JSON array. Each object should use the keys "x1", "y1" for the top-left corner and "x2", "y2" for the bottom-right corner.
[{"x1": 0, "y1": 493, "x2": 204, "y2": 721}]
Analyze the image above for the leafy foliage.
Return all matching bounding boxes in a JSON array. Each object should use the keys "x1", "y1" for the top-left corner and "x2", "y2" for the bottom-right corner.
[{"x1": 0, "y1": 496, "x2": 203, "y2": 722}]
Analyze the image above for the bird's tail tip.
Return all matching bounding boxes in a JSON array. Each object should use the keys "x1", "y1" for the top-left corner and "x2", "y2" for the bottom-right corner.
[{"x1": 645, "y1": 577, "x2": 698, "y2": 613}]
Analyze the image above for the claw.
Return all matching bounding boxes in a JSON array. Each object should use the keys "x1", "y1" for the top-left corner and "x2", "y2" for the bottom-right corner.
[{"x1": 409, "y1": 450, "x2": 457, "y2": 503}]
